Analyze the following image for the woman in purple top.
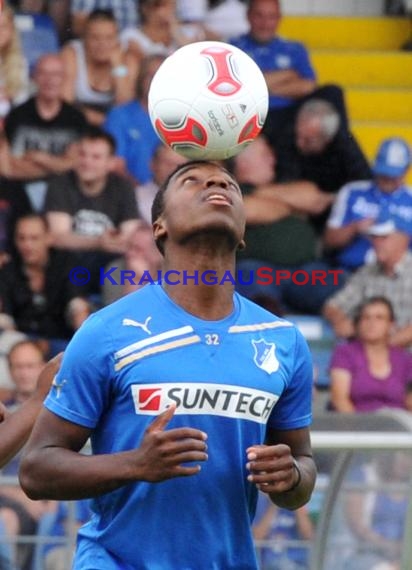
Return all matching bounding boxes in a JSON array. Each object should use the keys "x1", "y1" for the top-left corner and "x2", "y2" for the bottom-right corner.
[{"x1": 329, "y1": 296, "x2": 412, "y2": 413}]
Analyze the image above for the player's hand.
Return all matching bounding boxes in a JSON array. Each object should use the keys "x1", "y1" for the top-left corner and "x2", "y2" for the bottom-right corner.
[
  {"x1": 131, "y1": 404, "x2": 208, "y2": 482},
  {"x1": 246, "y1": 444, "x2": 298, "y2": 493},
  {"x1": 34, "y1": 353, "x2": 64, "y2": 401}
]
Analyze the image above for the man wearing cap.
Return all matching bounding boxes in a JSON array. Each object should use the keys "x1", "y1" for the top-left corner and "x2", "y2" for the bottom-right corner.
[
  {"x1": 323, "y1": 215, "x2": 412, "y2": 347},
  {"x1": 323, "y1": 137, "x2": 412, "y2": 271}
]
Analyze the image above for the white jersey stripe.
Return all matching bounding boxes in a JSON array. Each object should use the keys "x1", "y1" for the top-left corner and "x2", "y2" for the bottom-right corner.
[
  {"x1": 228, "y1": 321, "x2": 293, "y2": 333},
  {"x1": 115, "y1": 325, "x2": 195, "y2": 359},
  {"x1": 115, "y1": 335, "x2": 202, "y2": 371}
]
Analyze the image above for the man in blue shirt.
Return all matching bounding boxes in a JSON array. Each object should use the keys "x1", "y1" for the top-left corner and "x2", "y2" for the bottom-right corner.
[
  {"x1": 324, "y1": 137, "x2": 412, "y2": 271},
  {"x1": 20, "y1": 161, "x2": 316, "y2": 570},
  {"x1": 103, "y1": 55, "x2": 163, "y2": 185},
  {"x1": 230, "y1": 0, "x2": 316, "y2": 142}
]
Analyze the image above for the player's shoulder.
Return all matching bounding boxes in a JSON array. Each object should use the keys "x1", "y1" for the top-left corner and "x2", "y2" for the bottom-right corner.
[{"x1": 235, "y1": 293, "x2": 297, "y2": 335}]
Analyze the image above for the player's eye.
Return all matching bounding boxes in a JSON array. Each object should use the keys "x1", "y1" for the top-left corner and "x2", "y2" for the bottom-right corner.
[
  {"x1": 182, "y1": 175, "x2": 197, "y2": 184},
  {"x1": 228, "y1": 181, "x2": 241, "y2": 193}
]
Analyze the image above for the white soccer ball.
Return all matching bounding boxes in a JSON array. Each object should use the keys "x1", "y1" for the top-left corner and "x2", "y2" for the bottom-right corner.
[{"x1": 148, "y1": 41, "x2": 269, "y2": 160}]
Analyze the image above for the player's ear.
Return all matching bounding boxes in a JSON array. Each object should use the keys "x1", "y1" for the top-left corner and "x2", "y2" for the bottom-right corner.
[{"x1": 153, "y1": 216, "x2": 167, "y2": 243}]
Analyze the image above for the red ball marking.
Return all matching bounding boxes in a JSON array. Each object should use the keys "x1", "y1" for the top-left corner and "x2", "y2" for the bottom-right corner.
[
  {"x1": 201, "y1": 46, "x2": 242, "y2": 97},
  {"x1": 155, "y1": 117, "x2": 208, "y2": 147},
  {"x1": 237, "y1": 115, "x2": 262, "y2": 144}
]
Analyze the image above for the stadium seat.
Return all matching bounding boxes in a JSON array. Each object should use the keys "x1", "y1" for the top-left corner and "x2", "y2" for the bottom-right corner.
[
  {"x1": 14, "y1": 12, "x2": 59, "y2": 75},
  {"x1": 31, "y1": 510, "x2": 58, "y2": 570},
  {"x1": 285, "y1": 315, "x2": 335, "y2": 390}
]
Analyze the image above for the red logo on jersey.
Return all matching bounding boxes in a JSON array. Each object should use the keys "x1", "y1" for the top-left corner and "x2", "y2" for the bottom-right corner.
[
  {"x1": 138, "y1": 388, "x2": 161, "y2": 411},
  {"x1": 201, "y1": 46, "x2": 242, "y2": 96}
]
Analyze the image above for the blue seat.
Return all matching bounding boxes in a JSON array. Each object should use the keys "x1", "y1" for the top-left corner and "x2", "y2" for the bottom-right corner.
[
  {"x1": 285, "y1": 315, "x2": 335, "y2": 389},
  {"x1": 31, "y1": 511, "x2": 58, "y2": 570},
  {"x1": 14, "y1": 12, "x2": 59, "y2": 75}
]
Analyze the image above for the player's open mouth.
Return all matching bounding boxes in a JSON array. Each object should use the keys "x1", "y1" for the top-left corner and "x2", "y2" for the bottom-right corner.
[{"x1": 205, "y1": 193, "x2": 232, "y2": 206}]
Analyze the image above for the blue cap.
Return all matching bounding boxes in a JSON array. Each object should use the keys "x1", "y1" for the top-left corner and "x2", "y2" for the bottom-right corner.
[{"x1": 373, "y1": 138, "x2": 411, "y2": 178}]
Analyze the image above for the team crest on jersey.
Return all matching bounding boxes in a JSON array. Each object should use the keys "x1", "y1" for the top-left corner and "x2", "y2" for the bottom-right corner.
[{"x1": 252, "y1": 339, "x2": 279, "y2": 374}]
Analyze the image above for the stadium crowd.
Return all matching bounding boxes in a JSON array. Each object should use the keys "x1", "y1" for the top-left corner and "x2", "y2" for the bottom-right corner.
[{"x1": 0, "y1": 0, "x2": 411, "y2": 569}]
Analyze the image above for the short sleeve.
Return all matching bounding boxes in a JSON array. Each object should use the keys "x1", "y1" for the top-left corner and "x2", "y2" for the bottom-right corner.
[
  {"x1": 292, "y1": 42, "x2": 316, "y2": 80},
  {"x1": 329, "y1": 342, "x2": 354, "y2": 372},
  {"x1": 268, "y1": 327, "x2": 313, "y2": 430},
  {"x1": 44, "y1": 313, "x2": 114, "y2": 428}
]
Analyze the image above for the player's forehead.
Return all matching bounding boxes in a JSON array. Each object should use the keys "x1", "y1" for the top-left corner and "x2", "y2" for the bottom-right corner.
[{"x1": 170, "y1": 162, "x2": 239, "y2": 187}]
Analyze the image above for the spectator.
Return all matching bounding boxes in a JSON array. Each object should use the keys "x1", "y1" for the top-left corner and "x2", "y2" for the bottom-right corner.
[
  {"x1": 103, "y1": 54, "x2": 165, "y2": 185},
  {"x1": 323, "y1": 217, "x2": 412, "y2": 348},
  {"x1": 101, "y1": 222, "x2": 162, "y2": 305},
  {"x1": 0, "y1": 53, "x2": 87, "y2": 212},
  {"x1": 135, "y1": 142, "x2": 188, "y2": 223},
  {"x1": 3, "y1": 340, "x2": 45, "y2": 410},
  {"x1": 44, "y1": 127, "x2": 140, "y2": 292},
  {"x1": 205, "y1": 0, "x2": 248, "y2": 40},
  {"x1": 61, "y1": 8, "x2": 139, "y2": 125},
  {"x1": 0, "y1": 339, "x2": 52, "y2": 570},
  {"x1": 0, "y1": 213, "x2": 91, "y2": 350},
  {"x1": 176, "y1": 0, "x2": 221, "y2": 43},
  {"x1": 324, "y1": 137, "x2": 412, "y2": 271},
  {"x1": 275, "y1": 99, "x2": 372, "y2": 234},
  {"x1": 253, "y1": 491, "x2": 314, "y2": 570},
  {"x1": 229, "y1": 0, "x2": 316, "y2": 143},
  {"x1": 344, "y1": 452, "x2": 411, "y2": 570},
  {"x1": 70, "y1": 0, "x2": 139, "y2": 37},
  {"x1": 42, "y1": 499, "x2": 92, "y2": 570},
  {"x1": 329, "y1": 296, "x2": 412, "y2": 413},
  {"x1": 0, "y1": 177, "x2": 32, "y2": 264},
  {"x1": 231, "y1": 135, "x2": 343, "y2": 314},
  {"x1": 0, "y1": 5, "x2": 30, "y2": 124},
  {"x1": 121, "y1": 0, "x2": 215, "y2": 61}
]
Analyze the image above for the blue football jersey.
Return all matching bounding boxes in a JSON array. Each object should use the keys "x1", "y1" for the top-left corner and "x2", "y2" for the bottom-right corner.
[
  {"x1": 327, "y1": 180, "x2": 412, "y2": 269},
  {"x1": 45, "y1": 284, "x2": 313, "y2": 570}
]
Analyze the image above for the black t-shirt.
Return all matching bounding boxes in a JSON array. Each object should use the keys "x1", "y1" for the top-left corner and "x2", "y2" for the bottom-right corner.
[
  {"x1": 275, "y1": 128, "x2": 373, "y2": 233},
  {"x1": 0, "y1": 250, "x2": 86, "y2": 339},
  {"x1": 45, "y1": 171, "x2": 139, "y2": 235},
  {"x1": 0, "y1": 178, "x2": 32, "y2": 253},
  {"x1": 5, "y1": 97, "x2": 87, "y2": 158}
]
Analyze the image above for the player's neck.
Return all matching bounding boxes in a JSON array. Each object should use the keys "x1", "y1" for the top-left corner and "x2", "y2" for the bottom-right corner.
[{"x1": 162, "y1": 248, "x2": 236, "y2": 321}]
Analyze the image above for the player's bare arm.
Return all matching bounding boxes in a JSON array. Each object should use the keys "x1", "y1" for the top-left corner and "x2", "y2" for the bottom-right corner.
[
  {"x1": 0, "y1": 354, "x2": 61, "y2": 468},
  {"x1": 20, "y1": 404, "x2": 208, "y2": 500},
  {"x1": 246, "y1": 427, "x2": 316, "y2": 510}
]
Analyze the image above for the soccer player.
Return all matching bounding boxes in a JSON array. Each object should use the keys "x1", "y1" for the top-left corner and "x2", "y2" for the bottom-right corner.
[
  {"x1": 0, "y1": 353, "x2": 60, "y2": 469},
  {"x1": 20, "y1": 161, "x2": 316, "y2": 570}
]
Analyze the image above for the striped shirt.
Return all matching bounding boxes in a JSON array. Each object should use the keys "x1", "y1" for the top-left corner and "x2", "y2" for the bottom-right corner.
[{"x1": 327, "y1": 251, "x2": 412, "y2": 326}]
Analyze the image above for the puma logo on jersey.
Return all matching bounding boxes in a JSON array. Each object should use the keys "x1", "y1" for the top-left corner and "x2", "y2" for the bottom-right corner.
[
  {"x1": 122, "y1": 316, "x2": 152, "y2": 335},
  {"x1": 52, "y1": 377, "x2": 67, "y2": 398}
]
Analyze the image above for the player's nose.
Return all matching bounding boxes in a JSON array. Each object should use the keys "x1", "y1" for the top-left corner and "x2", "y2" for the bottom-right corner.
[{"x1": 205, "y1": 175, "x2": 229, "y2": 189}]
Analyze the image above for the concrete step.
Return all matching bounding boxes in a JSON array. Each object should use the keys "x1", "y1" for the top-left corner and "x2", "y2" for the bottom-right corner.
[
  {"x1": 346, "y1": 88, "x2": 412, "y2": 122},
  {"x1": 279, "y1": 16, "x2": 411, "y2": 50},
  {"x1": 312, "y1": 50, "x2": 412, "y2": 87}
]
